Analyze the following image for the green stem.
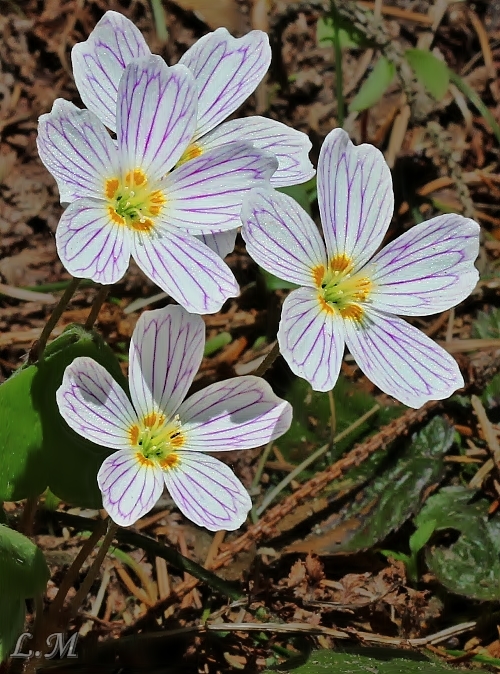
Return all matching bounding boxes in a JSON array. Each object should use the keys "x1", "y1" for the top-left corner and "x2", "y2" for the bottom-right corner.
[
  {"x1": 251, "y1": 341, "x2": 280, "y2": 377},
  {"x1": 331, "y1": 1, "x2": 345, "y2": 127},
  {"x1": 150, "y1": 0, "x2": 168, "y2": 42},
  {"x1": 84, "y1": 285, "x2": 110, "y2": 330},
  {"x1": 328, "y1": 389, "x2": 336, "y2": 444},
  {"x1": 31, "y1": 276, "x2": 81, "y2": 363}
]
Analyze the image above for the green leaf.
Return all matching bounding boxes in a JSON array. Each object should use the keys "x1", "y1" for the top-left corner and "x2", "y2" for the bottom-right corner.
[
  {"x1": 259, "y1": 267, "x2": 299, "y2": 292},
  {"x1": 274, "y1": 375, "x2": 397, "y2": 467},
  {"x1": 204, "y1": 331, "x2": 232, "y2": 357},
  {"x1": 415, "y1": 485, "x2": 500, "y2": 600},
  {"x1": 263, "y1": 647, "x2": 461, "y2": 673},
  {"x1": 472, "y1": 307, "x2": 500, "y2": 339},
  {"x1": 405, "y1": 49, "x2": 449, "y2": 100},
  {"x1": 317, "y1": 15, "x2": 370, "y2": 49},
  {"x1": 0, "y1": 325, "x2": 127, "y2": 508},
  {"x1": 278, "y1": 184, "x2": 313, "y2": 217},
  {"x1": 409, "y1": 518, "x2": 437, "y2": 555},
  {"x1": 291, "y1": 417, "x2": 453, "y2": 554},
  {"x1": 472, "y1": 310, "x2": 500, "y2": 408},
  {"x1": 0, "y1": 525, "x2": 49, "y2": 597},
  {"x1": 0, "y1": 596, "x2": 25, "y2": 663},
  {"x1": 350, "y1": 56, "x2": 395, "y2": 112},
  {"x1": 482, "y1": 373, "x2": 500, "y2": 410}
]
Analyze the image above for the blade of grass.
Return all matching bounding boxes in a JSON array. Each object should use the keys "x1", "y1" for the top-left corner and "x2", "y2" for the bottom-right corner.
[{"x1": 448, "y1": 68, "x2": 500, "y2": 145}]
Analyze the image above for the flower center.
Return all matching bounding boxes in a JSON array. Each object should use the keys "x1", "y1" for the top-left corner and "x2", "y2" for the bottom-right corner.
[
  {"x1": 105, "y1": 169, "x2": 166, "y2": 233},
  {"x1": 313, "y1": 254, "x2": 372, "y2": 321},
  {"x1": 128, "y1": 412, "x2": 183, "y2": 471}
]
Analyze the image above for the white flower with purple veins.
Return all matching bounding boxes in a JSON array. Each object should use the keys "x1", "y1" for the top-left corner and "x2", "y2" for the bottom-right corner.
[
  {"x1": 241, "y1": 128, "x2": 480, "y2": 408},
  {"x1": 56, "y1": 305, "x2": 292, "y2": 529},
  {"x1": 70, "y1": 10, "x2": 315, "y2": 258},
  {"x1": 37, "y1": 56, "x2": 278, "y2": 314}
]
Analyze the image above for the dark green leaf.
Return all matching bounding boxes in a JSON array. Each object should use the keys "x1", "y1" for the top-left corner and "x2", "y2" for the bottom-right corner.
[
  {"x1": 317, "y1": 15, "x2": 370, "y2": 49},
  {"x1": 291, "y1": 417, "x2": 453, "y2": 554},
  {"x1": 0, "y1": 525, "x2": 49, "y2": 597},
  {"x1": 259, "y1": 267, "x2": 299, "y2": 292},
  {"x1": 350, "y1": 56, "x2": 395, "y2": 112},
  {"x1": 472, "y1": 308, "x2": 500, "y2": 339},
  {"x1": 415, "y1": 486, "x2": 500, "y2": 600},
  {"x1": 0, "y1": 325, "x2": 127, "y2": 507},
  {"x1": 0, "y1": 596, "x2": 25, "y2": 663},
  {"x1": 278, "y1": 184, "x2": 313, "y2": 217},
  {"x1": 405, "y1": 49, "x2": 449, "y2": 100},
  {"x1": 263, "y1": 647, "x2": 462, "y2": 673}
]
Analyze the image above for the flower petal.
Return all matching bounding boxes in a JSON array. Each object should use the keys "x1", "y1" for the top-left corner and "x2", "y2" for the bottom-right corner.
[
  {"x1": 37, "y1": 99, "x2": 117, "y2": 203},
  {"x1": 163, "y1": 452, "x2": 252, "y2": 531},
  {"x1": 179, "y1": 27, "x2": 271, "y2": 139},
  {"x1": 278, "y1": 287, "x2": 346, "y2": 392},
  {"x1": 197, "y1": 230, "x2": 237, "y2": 259},
  {"x1": 98, "y1": 450, "x2": 163, "y2": 526},
  {"x1": 117, "y1": 57, "x2": 197, "y2": 180},
  {"x1": 161, "y1": 142, "x2": 277, "y2": 234},
  {"x1": 71, "y1": 11, "x2": 151, "y2": 132},
  {"x1": 56, "y1": 199, "x2": 131, "y2": 284},
  {"x1": 129, "y1": 305, "x2": 205, "y2": 422},
  {"x1": 364, "y1": 214, "x2": 480, "y2": 315},
  {"x1": 318, "y1": 128, "x2": 394, "y2": 270},
  {"x1": 131, "y1": 228, "x2": 239, "y2": 314},
  {"x1": 343, "y1": 309, "x2": 464, "y2": 408},
  {"x1": 56, "y1": 356, "x2": 137, "y2": 449},
  {"x1": 178, "y1": 376, "x2": 292, "y2": 450},
  {"x1": 199, "y1": 117, "x2": 314, "y2": 187},
  {"x1": 241, "y1": 187, "x2": 327, "y2": 287}
]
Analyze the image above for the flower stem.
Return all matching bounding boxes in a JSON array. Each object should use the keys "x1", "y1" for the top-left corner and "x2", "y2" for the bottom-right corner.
[
  {"x1": 31, "y1": 276, "x2": 81, "y2": 363},
  {"x1": 84, "y1": 284, "x2": 110, "y2": 330},
  {"x1": 251, "y1": 341, "x2": 280, "y2": 377},
  {"x1": 47, "y1": 517, "x2": 108, "y2": 624},
  {"x1": 328, "y1": 389, "x2": 336, "y2": 444},
  {"x1": 68, "y1": 520, "x2": 119, "y2": 619}
]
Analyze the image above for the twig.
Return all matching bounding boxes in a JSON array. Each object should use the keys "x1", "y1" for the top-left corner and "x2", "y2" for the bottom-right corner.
[
  {"x1": 471, "y1": 395, "x2": 500, "y2": 467},
  {"x1": 251, "y1": 341, "x2": 280, "y2": 377}
]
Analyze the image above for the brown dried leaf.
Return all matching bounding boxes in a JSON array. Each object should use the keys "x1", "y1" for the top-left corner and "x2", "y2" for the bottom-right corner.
[
  {"x1": 304, "y1": 553, "x2": 325, "y2": 584},
  {"x1": 287, "y1": 559, "x2": 307, "y2": 588}
]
